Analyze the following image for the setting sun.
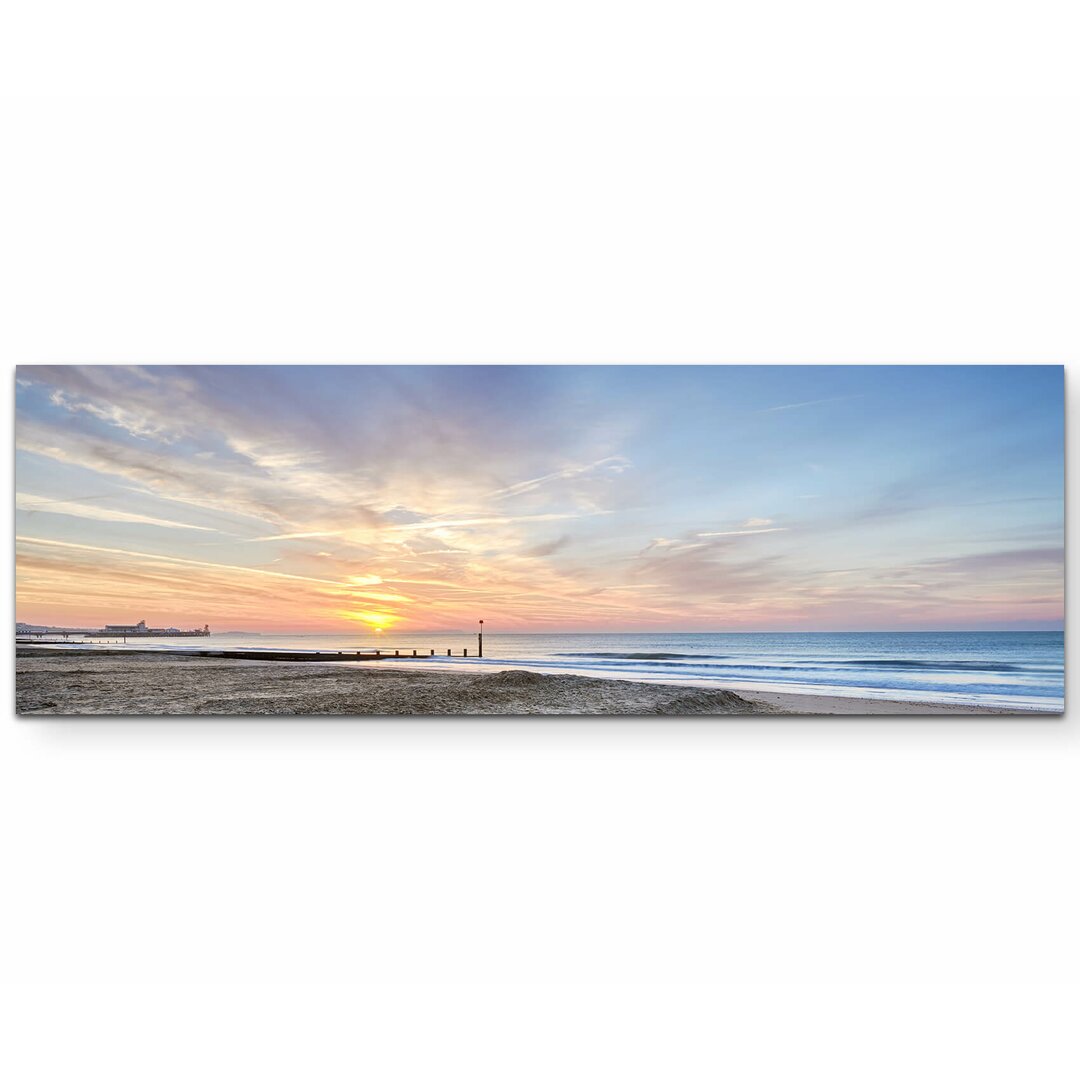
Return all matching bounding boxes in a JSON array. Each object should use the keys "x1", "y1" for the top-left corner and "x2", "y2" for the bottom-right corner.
[{"x1": 341, "y1": 610, "x2": 400, "y2": 632}]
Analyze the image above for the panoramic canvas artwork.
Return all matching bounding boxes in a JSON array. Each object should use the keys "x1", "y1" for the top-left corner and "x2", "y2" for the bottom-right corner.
[{"x1": 14, "y1": 364, "x2": 1064, "y2": 716}]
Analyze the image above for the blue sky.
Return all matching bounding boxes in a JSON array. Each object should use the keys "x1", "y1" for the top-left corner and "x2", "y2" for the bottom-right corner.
[{"x1": 15, "y1": 364, "x2": 1064, "y2": 632}]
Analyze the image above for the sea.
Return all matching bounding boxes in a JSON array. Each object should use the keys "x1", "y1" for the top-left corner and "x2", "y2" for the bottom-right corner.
[{"x1": 23, "y1": 630, "x2": 1065, "y2": 712}]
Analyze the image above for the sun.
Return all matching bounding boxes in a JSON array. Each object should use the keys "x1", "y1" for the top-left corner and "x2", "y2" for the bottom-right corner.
[{"x1": 340, "y1": 609, "x2": 400, "y2": 632}]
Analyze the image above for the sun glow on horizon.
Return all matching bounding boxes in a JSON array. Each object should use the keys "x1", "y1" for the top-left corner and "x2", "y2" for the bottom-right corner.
[{"x1": 342, "y1": 609, "x2": 401, "y2": 632}]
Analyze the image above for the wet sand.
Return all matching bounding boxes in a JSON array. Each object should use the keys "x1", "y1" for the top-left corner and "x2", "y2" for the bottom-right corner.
[{"x1": 14, "y1": 650, "x2": 1050, "y2": 716}]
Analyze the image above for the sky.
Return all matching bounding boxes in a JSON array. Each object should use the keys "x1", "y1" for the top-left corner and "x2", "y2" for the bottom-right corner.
[{"x1": 14, "y1": 364, "x2": 1064, "y2": 634}]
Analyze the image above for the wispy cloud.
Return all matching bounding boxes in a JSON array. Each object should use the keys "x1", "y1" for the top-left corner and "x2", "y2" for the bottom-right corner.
[
  {"x1": 247, "y1": 530, "x2": 344, "y2": 543},
  {"x1": 16, "y1": 535, "x2": 343, "y2": 586},
  {"x1": 758, "y1": 394, "x2": 862, "y2": 413},
  {"x1": 697, "y1": 527, "x2": 788, "y2": 538},
  {"x1": 16, "y1": 493, "x2": 216, "y2": 532},
  {"x1": 489, "y1": 456, "x2": 630, "y2": 500},
  {"x1": 391, "y1": 512, "x2": 601, "y2": 531}
]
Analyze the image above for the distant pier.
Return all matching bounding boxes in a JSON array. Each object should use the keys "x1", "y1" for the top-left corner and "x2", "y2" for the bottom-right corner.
[{"x1": 17, "y1": 617, "x2": 210, "y2": 641}]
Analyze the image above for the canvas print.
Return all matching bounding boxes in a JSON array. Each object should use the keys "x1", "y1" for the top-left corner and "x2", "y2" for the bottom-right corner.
[{"x1": 14, "y1": 365, "x2": 1064, "y2": 716}]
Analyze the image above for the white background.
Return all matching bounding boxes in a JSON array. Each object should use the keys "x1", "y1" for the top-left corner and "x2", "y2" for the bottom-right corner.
[{"x1": 1, "y1": 4, "x2": 1077, "y2": 1077}]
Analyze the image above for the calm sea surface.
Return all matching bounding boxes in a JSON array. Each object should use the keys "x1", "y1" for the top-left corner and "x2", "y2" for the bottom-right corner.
[{"x1": 26, "y1": 630, "x2": 1065, "y2": 711}]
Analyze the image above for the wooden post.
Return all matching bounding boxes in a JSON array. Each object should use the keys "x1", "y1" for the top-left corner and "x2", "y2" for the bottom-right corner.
[
  {"x1": 430, "y1": 649, "x2": 434, "y2": 656},
  {"x1": 478, "y1": 619, "x2": 484, "y2": 657},
  {"x1": 447, "y1": 648, "x2": 451, "y2": 656},
  {"x1": 463, "y1": 648, "x2": 468, "y2": 657},
  {"x1": 395, "y1": 649, "x2": 399, "y2": 656},
  {"x1": 412, "y1": 649, "x2": 417, "y2": 656}
]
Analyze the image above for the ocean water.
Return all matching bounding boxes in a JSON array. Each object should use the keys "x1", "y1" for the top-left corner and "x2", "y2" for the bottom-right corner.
[{"x1": 23, "y1": 630, "x2": 1064, "y2": 712}]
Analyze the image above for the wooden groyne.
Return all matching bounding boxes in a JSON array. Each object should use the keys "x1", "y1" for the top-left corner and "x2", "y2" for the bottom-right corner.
[
  {"x1": 16, "y1": 644, "x2": 474, "y2": 663},
  {"x1": 193, "y1": 647, "x2": 474, "y2": 662}
]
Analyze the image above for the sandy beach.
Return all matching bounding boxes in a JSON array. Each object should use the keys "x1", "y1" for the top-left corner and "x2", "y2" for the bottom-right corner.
[{"x1": 14, "y1": 650, "x2": 1051, "y2": 716}]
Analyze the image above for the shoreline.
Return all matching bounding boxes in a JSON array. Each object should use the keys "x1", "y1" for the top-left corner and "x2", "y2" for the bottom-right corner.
[{"x1": 14, "y1": 649, "x2": 1059, "y2": 716}]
